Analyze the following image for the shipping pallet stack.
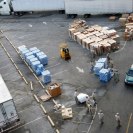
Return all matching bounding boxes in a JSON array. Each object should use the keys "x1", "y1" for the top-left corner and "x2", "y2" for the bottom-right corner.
[
  {"x1": 68, "y1": 19, "x2": 120, "y2": 56},
  {"x1": 119, "y1": 13, "x2": 133, "y2": 41}
]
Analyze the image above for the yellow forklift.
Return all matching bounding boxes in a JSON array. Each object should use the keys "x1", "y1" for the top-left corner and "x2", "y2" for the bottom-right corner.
[{"x1": 60, "y1": 43, "x2": 71, "y2": 60}]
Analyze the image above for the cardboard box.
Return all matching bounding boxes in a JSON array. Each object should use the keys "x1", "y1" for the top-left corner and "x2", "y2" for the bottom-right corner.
[
  {"x1": 61, "y1": 108, "x2": 73, "y2": 119},
  {"x1": 48, "y1": 83, "x2": 61, "y2": 97},
  {"x1": 109, "y1": 16, "x2": 116, "y2": 21}
]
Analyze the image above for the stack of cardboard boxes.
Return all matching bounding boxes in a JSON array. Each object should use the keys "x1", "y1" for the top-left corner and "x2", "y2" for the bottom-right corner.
[
  {"x1": 69, "y1": 19, "x2": 119, "y2": 55},
  {"x1": 119, "y1": 13, "x2": 133, "y2": 41}
]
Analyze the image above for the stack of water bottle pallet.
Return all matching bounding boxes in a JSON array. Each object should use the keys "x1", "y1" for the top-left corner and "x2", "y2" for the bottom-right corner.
[
  {"x1": 93, "y1": 58, "x2": 111, "y2": 82},
  {"x1": 69, "y1": 19, "x2": 120, "y2": 55},
  {"x1": 18, "y1": 45, "x2": 51, "y2": 84}
]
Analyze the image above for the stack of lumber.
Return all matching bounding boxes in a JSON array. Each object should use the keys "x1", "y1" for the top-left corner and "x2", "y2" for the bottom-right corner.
[{"x1": 69, "y1": 19, "x2": 119, "y2": 55}]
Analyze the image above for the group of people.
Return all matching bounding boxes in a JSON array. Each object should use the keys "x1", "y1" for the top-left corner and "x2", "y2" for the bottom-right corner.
[
  {"x1": 98, "y1": 110, "x2": 122, "y2": 128},
  {"x1": 74, "y1": 90, "x2": 122, "y2": 129},
  {"x1": 107, "y1": 53, "x2": 120, "y2": 83},
  {"x1": 74, "y1": 89, "x2": 97, "y2": 115}
]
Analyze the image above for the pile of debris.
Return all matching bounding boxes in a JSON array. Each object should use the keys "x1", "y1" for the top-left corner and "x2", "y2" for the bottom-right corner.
[
  {"x1": 119, "y1": 14, "x2": 133, "y2": 40},
  {"x1": 69, "y1": 19, "x2": 120, "y2": 56}
]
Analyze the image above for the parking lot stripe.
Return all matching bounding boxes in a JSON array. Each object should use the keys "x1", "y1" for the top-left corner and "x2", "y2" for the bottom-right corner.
[
  {"x1": 29, "y1": 42, "x2": 40, "y2": 47},
  {"x1": 18, "y1": 34, "x2": 32, "y2": 39},
  {"x1": 46, "y1": 63, "x2": 61, "y2": 69},
  {"x1": 47, "y1": 115, "x2": 55, "y2": 127},
  {"x1": 14, "y1": 97, "x2": 25, "y2": 103},
  {"x1": 33, "y1": 94, "x2": 40, "y2": 103},
  {"x1": 86, "y1": 104, "x2": 97, "y2": 133},
  {"x1": 115, "y1": 41, "x2": 127, "y2": 53},
  {"x1": 8, "y1": 116, "x2": 44, "y2": 133},
  {"x1": 56, "y1": 129, "x2": 60, "y2": 133},
  {"x1": 126, "y1": 113, "x2": 132, "y2": 133},
  {"x1": 18, "y1": 106, "x2": 32, "y2": 114},
  {"x1": 52, "y1": 69, "x2": 68, "y2": 76},
  {"x1": 14, "y1": 94, "x2": 32, "y2": 103},
  {"x1": 40, "y1": 104, "x2": 47, "y2": 114}
]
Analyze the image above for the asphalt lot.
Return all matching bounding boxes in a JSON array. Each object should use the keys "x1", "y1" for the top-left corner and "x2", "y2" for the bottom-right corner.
[{"x1": 0, "y1": 13, "x2": 133, "y2": 133}]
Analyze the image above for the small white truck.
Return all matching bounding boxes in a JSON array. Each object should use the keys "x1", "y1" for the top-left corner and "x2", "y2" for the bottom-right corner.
[{"x1": 0, "y1": 74, "x2": 19, "y2": 131}]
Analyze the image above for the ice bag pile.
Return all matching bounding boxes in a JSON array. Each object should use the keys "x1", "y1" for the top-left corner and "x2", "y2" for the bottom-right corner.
[
  {"x1": 18, "y1": 45, "x2": 51, "y2": 84},
  {"x1": 93, "y1": 58, "x2": 111, "y2": 82}
]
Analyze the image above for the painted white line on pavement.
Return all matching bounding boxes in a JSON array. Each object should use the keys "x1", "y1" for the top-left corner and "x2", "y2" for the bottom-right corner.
[
  {"x1": 14, "y1": 97, "x2": 25, "y2": 103},
  {"x1": 18, "y1": 107, "x2": 32, "y2": 114},
  {"x1": 29, "y1": 42, "x2": 40, "y2": 47},
  {"x1": 18, "y1": 34, "x2": 32, "y2": 39},
  {"x1": 114, "y1": 41, "x2": 127, "y2": 53},
  {"x1": 17, "y1": 105, "x2": 38, "y2": 114},
  {"x1": 14, "y1": 94, "x2": 32, "y2": 103},
  {"x1": 20, "y1": 38, "x2": 35, "y2": 42},
  {"x1": 126, "y1": 113, "x2": 132, "y2": 133},
  {"x1": 76, "y1": 66, "x2": 84, "y2": 73},
  {"x1": 8, "y1": 116, "x2": 44, "y2": 133},
  {"x1": 87, "y1": 104, "x2": 97, "y2": 133},
  {"x1": 52, "y1": 69, "x2": 68, "y2": 76},
  {"x1": 46, "y1": 63, "x2": 61, "y2": 69},
  {"x1": 49, "y1": 57, "x2": 57, "y2": 60},
  {"x1": 0, "y1": 64, "x2": 14, "y2": 70}
]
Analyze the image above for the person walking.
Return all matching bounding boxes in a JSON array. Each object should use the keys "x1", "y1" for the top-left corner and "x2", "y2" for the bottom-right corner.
[
  {"x1": 90, "y1": 48, "x2": 95, "y2": 60},
  {"x1": 90, "y1": 91, "x2": 97, "y2": 106},
  {"x1": 86, "y1": 100, "x2": 93, "y2": 115},
  {"x1": 115, "y1": 113, "x2": 121, "y2": 128},
  {"x1": 106, "y1": 53, "x2": 110, "y2": 67},
  {"x1": 109, "y1": 59, "x2": 114, "y2": 69},
  {"x1": 98, "y1": 110, "x2": 104, "y2": 124},
  {"x1": 92, "y1": 91, "x2": 96, "y2": 102},
  {"x1": 114, "y1": 70, "x2": 119, "y2": 83},
  {"x1": 90, "y1": 61, "x2": 94, "y2": 73},
  {"x1": 74, "y1": 89, "x2": 78, "y2": 104}
]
